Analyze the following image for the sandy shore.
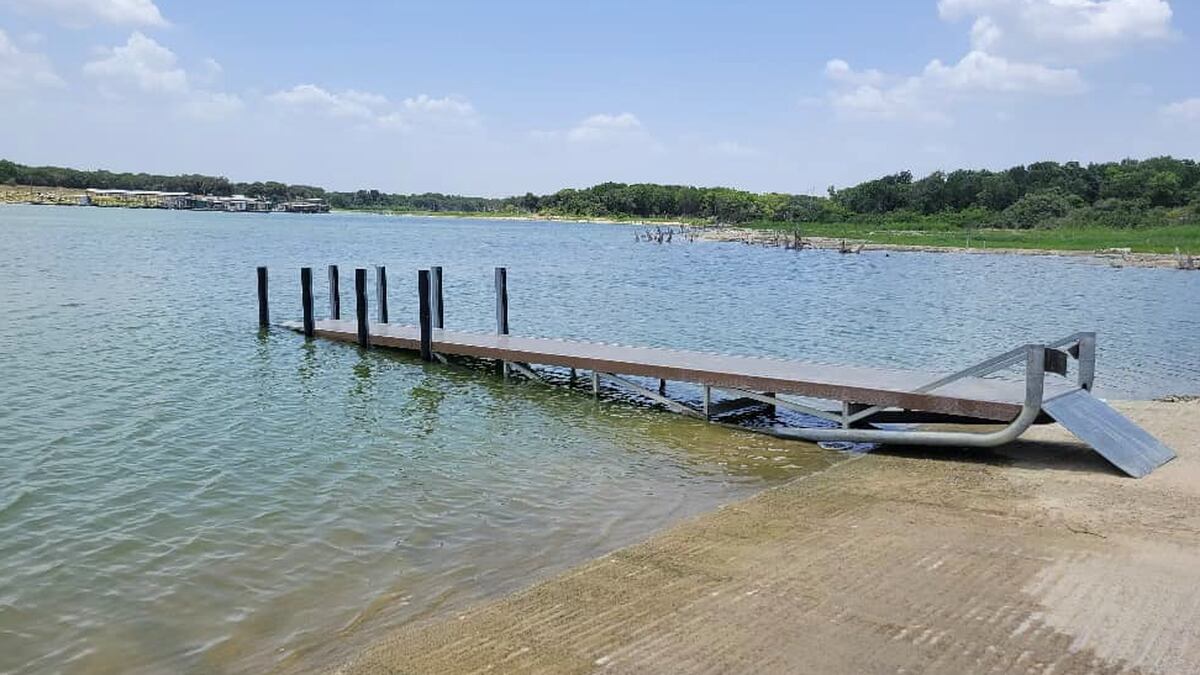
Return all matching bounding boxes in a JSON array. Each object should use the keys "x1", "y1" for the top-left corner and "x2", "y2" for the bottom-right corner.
[
  {"x1": 332, "y1": 399, "x2": 1200, "y2": 674},
  {"x1": 696, "y1": 227, "x2": 1197, "y2": 270}
]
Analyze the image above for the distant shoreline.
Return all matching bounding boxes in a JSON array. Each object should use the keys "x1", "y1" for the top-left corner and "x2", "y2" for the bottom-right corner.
[
  {"x1": 3, "y1": 196, "x2": 1193, "y2": 269},
  {"x1": 349, "y1": 209, "x2": 1198, "y2": 270},
  {"x1": 693, "y1": 226, "x2": 1198, "y2": 270}
]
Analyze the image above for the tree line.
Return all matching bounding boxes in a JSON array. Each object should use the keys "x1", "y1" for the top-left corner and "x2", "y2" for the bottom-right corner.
[{"x1": 5, "y1": 156, "x2": 1199, "y2": 229}]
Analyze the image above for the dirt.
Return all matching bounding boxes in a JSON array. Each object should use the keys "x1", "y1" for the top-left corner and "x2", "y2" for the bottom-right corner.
[
  {"x1": 0, "y1": 184, "x2": 84, "y2": 205},
  {"x1": 329, "y1": 399, "x2": 1200, "y2": 674}
]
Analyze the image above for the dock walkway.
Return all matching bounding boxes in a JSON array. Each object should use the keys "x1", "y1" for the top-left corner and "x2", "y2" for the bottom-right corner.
[
  {"x1": 262, "y1": 264, "x2": 1175, "y2": 478},
  {"x1": 284, "y1": 319, "x2": 1065, "y2": 422}
]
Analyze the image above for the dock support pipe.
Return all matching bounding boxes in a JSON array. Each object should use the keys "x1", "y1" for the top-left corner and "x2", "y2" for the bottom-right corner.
[{"x1": 771, "y1": 345, "x2": 1047, "y2": 447}]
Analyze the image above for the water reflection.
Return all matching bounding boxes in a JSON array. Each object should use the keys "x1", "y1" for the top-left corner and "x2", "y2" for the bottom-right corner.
[
  {"x1": 405, "y1": 375, "x2": 446, "y2": 437},
  {"x1": 296, "y1": 338, "x2": 318, "y2": 398}
]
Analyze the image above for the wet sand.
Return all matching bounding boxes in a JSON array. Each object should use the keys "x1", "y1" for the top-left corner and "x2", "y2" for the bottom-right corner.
[{"x1": 333, "y1": 399, "x2": 1200, "y2": 674}]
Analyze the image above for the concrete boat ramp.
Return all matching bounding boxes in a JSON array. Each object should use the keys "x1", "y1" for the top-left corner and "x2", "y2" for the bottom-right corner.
[{"x1": 325, "y1": 399, "x2": 1200, "y2": 675}]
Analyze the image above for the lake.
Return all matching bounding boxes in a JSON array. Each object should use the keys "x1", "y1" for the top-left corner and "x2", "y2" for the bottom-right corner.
[{"x1": 1, "y1": 206, "x2": 1197, "y2": 673}]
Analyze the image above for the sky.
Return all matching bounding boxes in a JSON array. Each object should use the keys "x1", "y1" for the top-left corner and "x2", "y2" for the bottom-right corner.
[{"x1": 1, "y1": 0, "x2": 1198, "y2": 196}]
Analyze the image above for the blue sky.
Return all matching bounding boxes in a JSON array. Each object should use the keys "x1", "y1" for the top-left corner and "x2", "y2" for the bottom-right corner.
[{"x1": 1, "y1": 0, "x2": 1198, "y2": 195}]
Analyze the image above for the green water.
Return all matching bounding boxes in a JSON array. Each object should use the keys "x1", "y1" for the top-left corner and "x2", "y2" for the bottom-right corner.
[{"x1": 0, "y1": 206, "x2": 1196, "y2": 673}]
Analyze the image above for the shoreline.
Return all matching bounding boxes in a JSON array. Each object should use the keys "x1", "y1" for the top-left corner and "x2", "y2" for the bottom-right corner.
[
  {"x1": 3, "y1": 199, "x2": 1193, "y2": 268},
  {"x1": 326, "y1": 398, "x2": 1200, "y2": 674},
  {"x1": 364, "y1": 211, "x2": 1198, "y2": 270},
  {"x1": 695, "y1": 226, "x2": 1199, "y2": 270}
]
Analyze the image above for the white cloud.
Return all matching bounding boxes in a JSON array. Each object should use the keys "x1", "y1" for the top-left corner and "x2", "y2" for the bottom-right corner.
[
  {"x1": 81, "y1": 32, "x2": 241, "y2": 120},
  {"x1": 1161, "y1": 98, "x2": 1200, "y2": 121},
  {"x1": 402, "y1": 93, "x2": 475, "y2": 116},
  {"x1": 969, "y1": 16, "x2": 1003, "y2": 50},
  {"x1": 924, "y1": 50, "x2": 1084, "y2": 93},
  {"x1": 268, "y1": 84, "x2": 383, "y2": 118},
  {"x1": 84, "y1": 31, "x2": 186, "y2": 94},
  {"x1": 180, "y1": 90, "x2": 243, "y2": 121},
  {"x1": 5, "y1": 0, "x2": 166, "y2": 27},
  {"x1": 823, "y1": 1, "x2": 1101, "y2": 123},
  {"x1": 566, "y1": 112, "x2": 643, "y2": 142},
  {"x1": 938, "y1": 0, "x2": 1173, "y2": 60},
  {"x1": 825, "y1": 51, "x2": 1081, "y2": 121},
  {"x1": 824, "y1": 59, "x2": 883, "y2": 86},
  {"x1": 196, "y1": 56, "x2": 223, "y2": 85},
  {"x1": 827, "y1": 75, "x2": 945, "y2": 122},
  {"x1": 269, "y1": 85, "x2": 479, "y2": 132},
  {"x1": 0, "y1": 26, "x2": 63, "y2": 91}
]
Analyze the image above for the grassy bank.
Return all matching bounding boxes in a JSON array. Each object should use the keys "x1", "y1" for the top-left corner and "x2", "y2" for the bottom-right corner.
[{"x1": 737, "y1": 220, "x2": 1200, "y2": 254}]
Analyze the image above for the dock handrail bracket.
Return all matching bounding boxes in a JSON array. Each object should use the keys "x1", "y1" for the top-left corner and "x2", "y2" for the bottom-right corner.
[
  {"x1": 844, "y1": 332, "x2": 1094, "y2": 426},
  {"x1": 770, "y1": 344, "x2": 1047, "y2": 448}
]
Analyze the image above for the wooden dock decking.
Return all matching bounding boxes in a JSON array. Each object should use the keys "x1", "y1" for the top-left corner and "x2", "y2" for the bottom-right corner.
[{"x1": 281, "y1": 319, "x2": 1070, "y2": 422}]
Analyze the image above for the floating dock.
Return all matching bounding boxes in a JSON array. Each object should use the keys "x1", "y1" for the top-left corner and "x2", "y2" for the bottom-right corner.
[{"x1": 258, "y1": 265, "x2": 1176, "y2": 478}]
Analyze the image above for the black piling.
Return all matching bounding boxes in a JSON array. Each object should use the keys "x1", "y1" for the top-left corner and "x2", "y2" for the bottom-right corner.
[
  {"x1": 494, "y1": 267, "x2": 509, "y2": 335},
  {"x1": 494, "y1": 267, "x2": 509, "y2": 377},
  {"x1": 354, "y1": 267, "x2": 369, "y2": 347},
  {"x1": 375, "y1": 265, "x2": 389, "y2": 324},
  {"x1": 418, "y1": 269, "x2": 433, "y2": 362},
  {"x1": 327, "y1": 264, "x2": 340, "y2": 320},
  {"x1": 431, "y1": 266, "x2": 444, "y2": 329},
  {"x1": 300, "y1": 267, "x2": 314, "y2": 338},
  {"x1": 256, "y1": 266, "x2": 269, "y2": 329}
]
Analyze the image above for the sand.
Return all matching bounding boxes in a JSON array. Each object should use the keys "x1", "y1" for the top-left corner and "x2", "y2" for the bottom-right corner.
[{"x1": 330, "y1": 399, "x2": 1200, "y2": 674}]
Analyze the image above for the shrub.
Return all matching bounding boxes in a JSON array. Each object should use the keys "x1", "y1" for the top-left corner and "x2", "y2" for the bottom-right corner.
[{"x1": 997, "y1": 189, "x2": 1080, "y2": 229}]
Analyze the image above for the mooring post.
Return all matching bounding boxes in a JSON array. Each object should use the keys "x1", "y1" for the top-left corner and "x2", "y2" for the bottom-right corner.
[
  {"x1": 327, "y1": 264, "x2": 340, "y2": 320},
  {"x1": 256, "y1": 266, "x2": 269, "y2": 329},
  {"x1": 375, "y1": 265, "x2": 389, "y2": 324},
  {"x1": 354, "y1": 267, "x2": 369, "y2": 347},
  {"x1": 703, "y1": 385, "x2": 712, "y2": 420},
  {"x1": 494, "y1": 267, "x2": 509, "y2": 335},
  {"x1": 300, "y1": 267, "x2": 314, "y2": 338},
  {"x1": 494, "y1": 267, "x2": 509, "y2": 377},
  {"x1": 431, "y1": 266, "x2": 444, "y2": 329},
  {"x1": 418, "y1": 269, "x2": 433, "y2": 362},
  {"x1": 591, "y1": 371, "x2": 600, "y2": 398}
]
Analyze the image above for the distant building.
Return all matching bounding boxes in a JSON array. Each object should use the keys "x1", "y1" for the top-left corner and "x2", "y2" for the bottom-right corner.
[
  {"x1": 180, "y1": 194, "x2": 271, "y2": 212},
  {"x1": 81, "y1": 188, "x2": 276, "y2": 213},
  {"x1": 279, "y1": 198, "x2": 331, "y2": 213}
]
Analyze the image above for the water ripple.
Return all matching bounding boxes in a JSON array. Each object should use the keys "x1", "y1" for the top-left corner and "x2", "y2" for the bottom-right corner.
[{"x1": 0, "y1": 206, "x2": 1195, "y2": 674}]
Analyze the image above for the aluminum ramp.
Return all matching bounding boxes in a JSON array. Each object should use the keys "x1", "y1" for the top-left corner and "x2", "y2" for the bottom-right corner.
[{"x1": 1043, "y1": 389, "x2": 1176, "y2": 478}]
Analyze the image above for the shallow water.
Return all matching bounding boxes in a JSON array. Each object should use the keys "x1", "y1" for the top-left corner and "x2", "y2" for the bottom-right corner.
[{"x1": 0, "y1": 206, "x2": 1196, "y2": 673}]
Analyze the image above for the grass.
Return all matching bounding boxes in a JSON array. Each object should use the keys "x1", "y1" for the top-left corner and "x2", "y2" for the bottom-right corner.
[{"x1": 736, "y1": 220, "x2": 1200, "y2": 255}]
